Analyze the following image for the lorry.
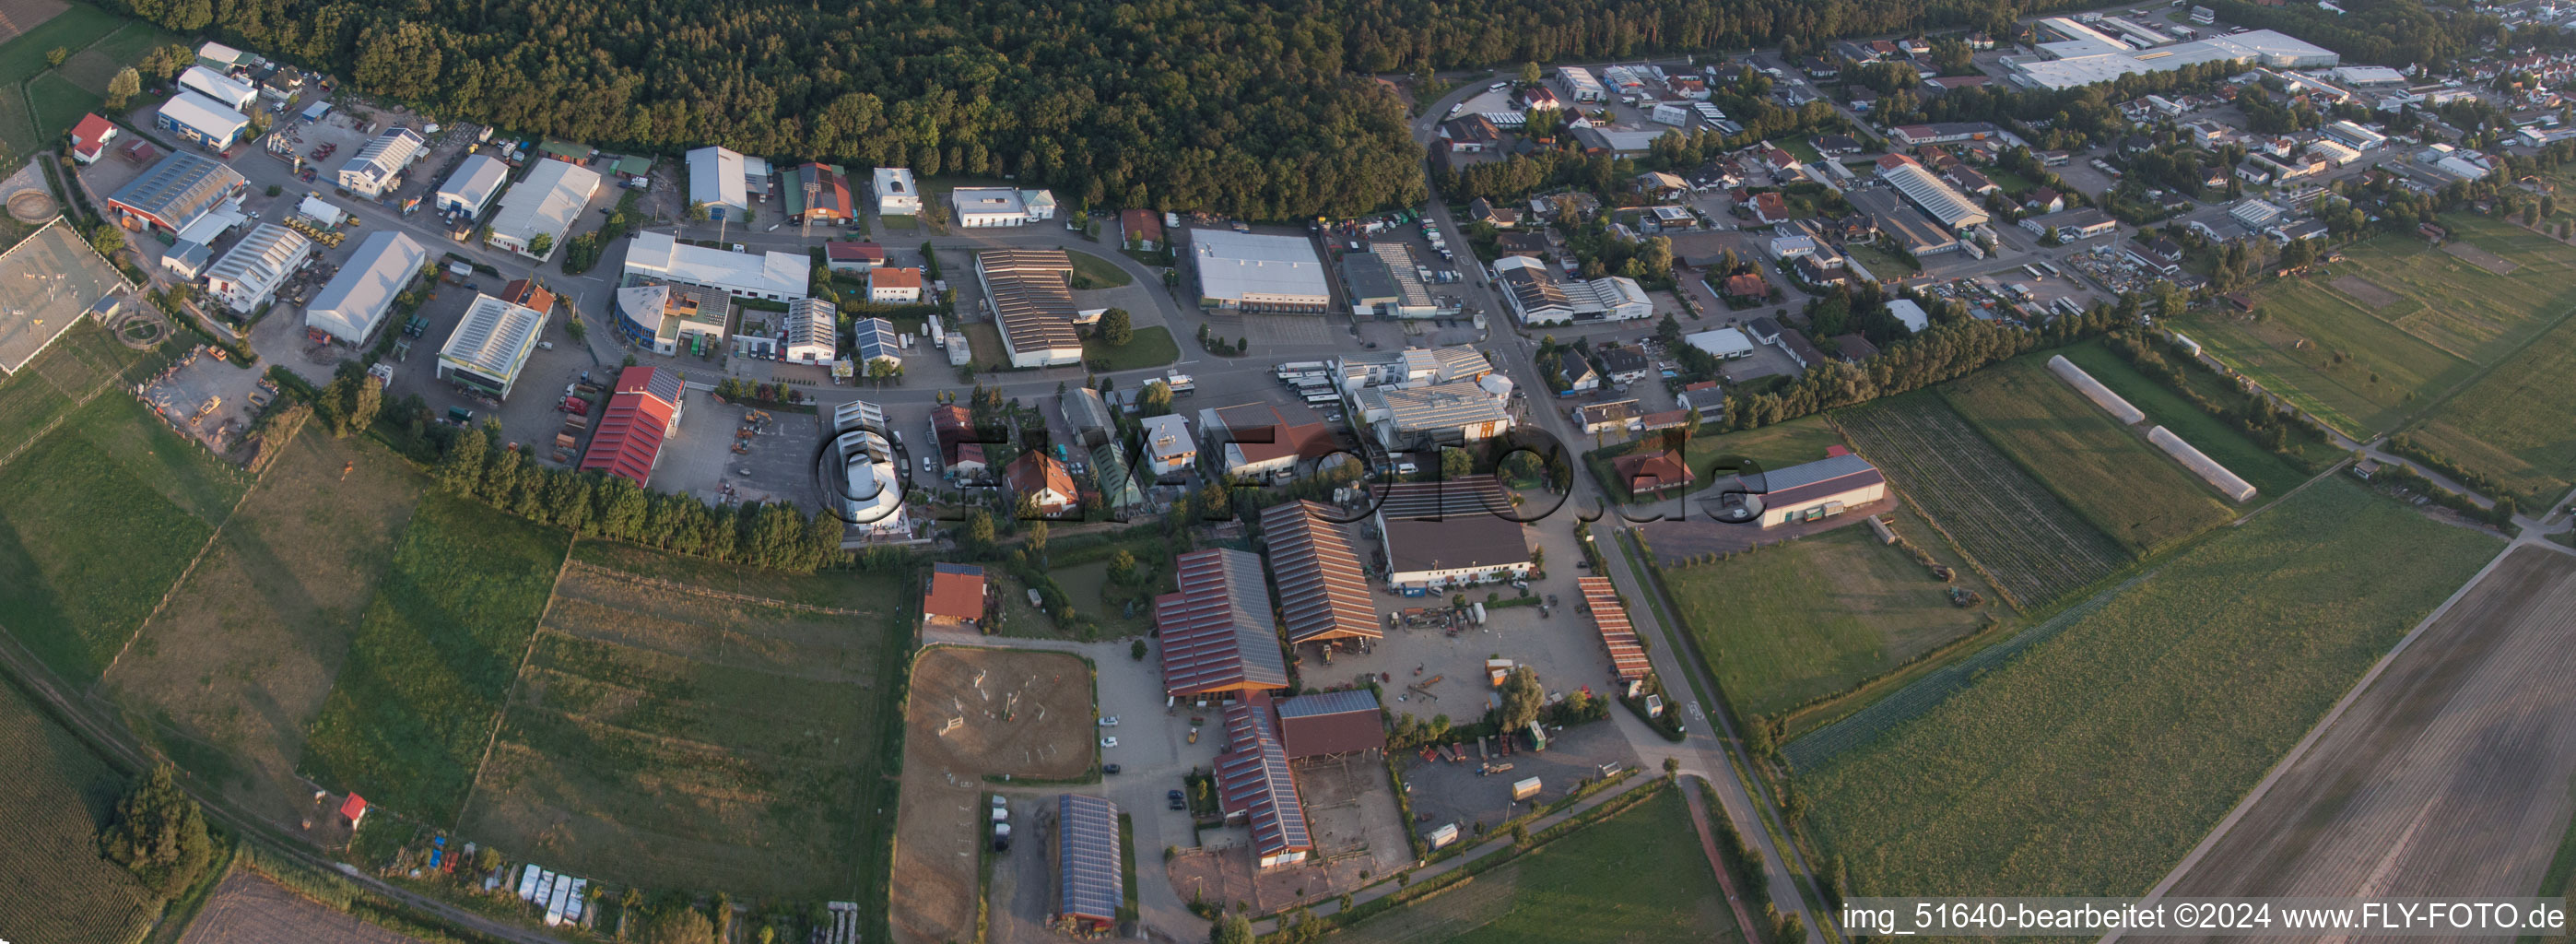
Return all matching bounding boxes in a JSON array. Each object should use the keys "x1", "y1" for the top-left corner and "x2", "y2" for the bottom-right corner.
[
  {"x1": 1164, "y1": 372, "x2": 1195, "y2": 395},
  {"x1": 1511, "y1": 776, "x2": 1542, "y2": 800}
]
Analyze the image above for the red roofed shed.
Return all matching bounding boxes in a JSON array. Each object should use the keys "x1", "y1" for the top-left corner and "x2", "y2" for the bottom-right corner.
[
  {"x1": 579, "y1": 367, "x2": 685, "y2": 485},
  {"x1": 71, "y1": 113, "x2": 116, "y2": 163}
]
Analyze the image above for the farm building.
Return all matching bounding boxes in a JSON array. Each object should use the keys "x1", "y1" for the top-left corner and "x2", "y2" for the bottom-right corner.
[
  {"x1": 975, "y1": 250, "x2": 1083, "y2": 368},
  {"x1": 1275, "y1": 690, "x2": 1386, "y2": 760},
  {"x1": 578, "y1": 366, "x2": 685, "y2": 486},
  {"x1": 488, "y1": 159, "x2": 602, "y2": 259},
  {"x1": 873, "y1": 167, "x2": 920, "y2": 216},
  {"x1": 948, "y1": 186, "x2": 1029, "y2": 227},
  {"x1": 1372, "y1": 477, "x2": 1533, "y2": 590},
  {"x1": 1201, "y1": 402, "x2": 1337, "y2": 480},
  {"x1": 684, "y1": 146, "x2": 749, "y2": 219},
  {"x1": 336, "y1": 127, "x2": 427, "y2": 200},
  {"x1": 922, "y1": 562, "x2": 987, "y2": 629},
  {"x1": 178, "y1": 65, "x2": 258, "y2": 112},
  {"x1": 437, "y1": 292, "x2": 547, "y2": 399},
  {"x1": 623, "y1": 230, "x2": 810, "y2": 301},
  {"x1": 1259, "y1": 500, "x2": 1380, "y2": 645},
  {"x1": 1746, "y1": 452, "x2": 1886, "y2": 528},
  {"x1": 1158, "y1": 548, "x2": 1291, "y2": 698},
  {"x1": 1191, "y1": 229, "x2": 1332, "y2": 313},
  {"x1": 612, "y1": 283, "x2": 730, "y2": 356},
  {"x1": 69, "y1": 113, "x2": 115, "y2": 163},
  {"x1": 155, "y1": 91, "x2": 249, "y2": 150},
  {"x1": 1217, "y1": 693, "x2": 1314, "y2": 868},
  {"x1": 1612, "y1": 450, "x2": 1694, "y2": 497},
  {"x1": 435, "y1": 154, "x2": 510, "y2": 218},
  {"x1": 1578, "y1": 576, "x2": 1653, "y2": 683},
  {"x1": 106, "y1": 150, "x2": 246, "y2": 235},
  {"x1": 304, "y1": 230, "x2": 428, "y2": 347},
  {"x1": 1054, "y1": 794, "x2": 1125, "y2": 932},
  {"x1": 0, "y1": 219, "x2": 135, "y2": 375},
  {"x1": 202, "y1": 223, "x2": 312, "y2": 313}
]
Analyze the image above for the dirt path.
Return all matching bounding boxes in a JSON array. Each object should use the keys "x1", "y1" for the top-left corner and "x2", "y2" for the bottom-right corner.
[{"x1": 1681, "y1": 775, "x2": 1767, "y2": 944}]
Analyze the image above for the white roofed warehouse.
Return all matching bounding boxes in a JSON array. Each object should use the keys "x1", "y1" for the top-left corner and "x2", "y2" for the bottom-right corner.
[
  {"x1": 1878, "y1": 158, "x2": 1989, "y2": 231},
  {"x1": 336, "y1": 127, "x2": 427, "y2": 200},
  {"x1": 486, "y1": 159, "x2": 602, "y2": 259},
  {"x1": 154, "y1": 90, "x2": 250, "y2": 151},
  {"x1": 435, "y1": 154, "x2": 510, "y2": 218},
  {"x1": 947, "y1": 186, "x2": 1029, "y2": 227},
  {"x1": 178, "y1": 65, "x2": 258, "y2": 112},
  {"x1": 623, "y1": 230, "x2": 810, "y2": 301},
  {"x1": 1191, "y1": 229, "x2": 1331, "y2": 313},
  {"x1": 685, "y1": 146, "x2": 749, "y2": 219},
  {"x1": 202, "y1": 223, "x2": 312, "y2": 313},
  {"x1": 438, "y1": 293, "x2": 547, "y2": 399},
  {"x1": 305, "y1": 230, "x2": 429, "y2": 347}
]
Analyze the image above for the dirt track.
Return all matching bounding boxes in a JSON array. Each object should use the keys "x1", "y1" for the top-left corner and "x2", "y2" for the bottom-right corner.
[{"x1": 2158, "y1": 546, "x2": 2576, "y2": 932}]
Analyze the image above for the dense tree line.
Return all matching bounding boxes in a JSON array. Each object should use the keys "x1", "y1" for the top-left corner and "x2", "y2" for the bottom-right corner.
[
  {"x1": 2202, "y1": 0, "x2": 2566, "y2": 70},
  {"x1": 1723, "y1": 299, "x2": 2127, "y2": 429}
]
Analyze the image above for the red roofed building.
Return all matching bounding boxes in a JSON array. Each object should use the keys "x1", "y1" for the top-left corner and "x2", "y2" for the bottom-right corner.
[
  {"x1": 1005, "y1": 452, "x2": 1076, "y2": 514},
  {"x1": 1749, "y1": 192, "x2": 1790, "y2": 225},
  {"x1": 1259, "y1": 501, "x2": 1378, "y2": 644},
  {"x1": 1722, "y1": 273, "x2": 1770, "y2": 300},
  {"x1": 922, "y1": 562, "x2": 987, "y2": 629},
  {"x1": 1613, "y1": 450, "x2": 1695, "y2": 496},
  {"x1": 339, "y1": 793, "x2": 369, "y2": 825},
  {"x1": 1274, "y1": 689, "x2": 1385, "y2": 759},
  {"x1": 70, "y1": 113, "x2": 116, "y2": 164},
  {"x1": 1120, "y1": 208, "x2": 1165, "y2": 251},
  {"x1": 1159, "y1": 549, "x2": 1290, "y2": 697},
  {"x1": 1215, "y1": 692, "x2": 1313, "y2": 867},
  {"x1": 825, "y1": 241, "x2": 887, "y2": 273},
  {"x1": 930, "y1": 405, "x2": 986, "y2": 475},
  {"x1": 500, "y1": 277, "x2": 555, "y2": 315},
  {"x1": 1875, "y1": 153, "x2": 1919, "y2": 172},
  {"x1": 579, "y1": 367, "x2": 685, "y2": 485}
]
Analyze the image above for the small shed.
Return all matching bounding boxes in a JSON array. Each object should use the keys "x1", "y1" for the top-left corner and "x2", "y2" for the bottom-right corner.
[{"x1": 340, "y1": 793, "x2": 369, "y2": 825}]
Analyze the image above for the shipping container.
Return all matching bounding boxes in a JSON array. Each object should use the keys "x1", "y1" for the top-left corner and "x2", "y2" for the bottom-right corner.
[{"x1": 1511, "y1": 777, "x2": 1542, "y2": 800}]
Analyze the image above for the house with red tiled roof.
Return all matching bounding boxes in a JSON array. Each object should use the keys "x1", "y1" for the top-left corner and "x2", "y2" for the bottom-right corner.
[
  {"x1": 1722, "y1": 273, "x2": 1770, "y2": 300},
  {"x1": 922, "y1": 562, "x2": 987, "y2": 628},
  {"x1": 1120, "y1": 208, "x2": 1164, "y2": 251},
  {"x1": 825, "y1": 241, "x2": 887, "y2": 273},
  {"x1": 1749, "y1": 192, "x2": 1790, "y2": 225},
  {"x1": 70, "y1": 113, "x2": 116, "y2": 164},
  {"x1": 1006, "y1": 452, "x2": 1076, "y2": 514},
  {"x1": 1614, "y1": 450, "x2": 1694, "y2": 496}
]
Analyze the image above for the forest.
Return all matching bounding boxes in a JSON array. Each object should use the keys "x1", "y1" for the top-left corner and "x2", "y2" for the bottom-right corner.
[{"x1": 101, "y1": 0, "x2": 2087, "y2": 219}]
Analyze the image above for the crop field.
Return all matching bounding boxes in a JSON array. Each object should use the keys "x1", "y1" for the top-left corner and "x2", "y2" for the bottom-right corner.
[
  {"x1": 1797, "y1": 478, "x2": 2499, "y2": 900},
  {"x1": 892, "y1": 646, "x2": 1095, "y2": 944},
  {"x1": 178, "y1": 870, "x2": 429, "y2": 944},
  {"x1": 456, "y1": 562, "x2": 904, "y2": 901},
  {"x1": 2158, "y1": 546, "x2": 2576, "y2": 926},
  {"x1": 2175, "y1": 302, "x2": 2467, "y2": 441},
  {"x1": 2053, "y1": 341, "x2": 2324, "y2": 495},
  {"x1": 300, "y1": 493, "x2": 568, "y2": 824},
  {"x1": 106, "y1": 433, "x2": 429, "y2": 821},
  {"x1": 2405, "y1": 313, "x2": 2576, "y2": 506},
  {"x1": 1831, "y1": 393, "x2": 2126, "y2": 608},
  {"x1": 30, "y1": 70, "x2": 96, "y2": 140},
  {"x1": 1664, "y1": 509, "x2": 1996, "y2": 720},
  {"x1": 1336, "y1": 787, "x2": 1733, "y2": 944},
  {"x1": 0, "y1": 675, "x2": 159, "y2": 944},
  {"x1": 0, "y1": 395, "x2": 244, "y2": 683},
  {"x1": 567, "y1": 538, "x2": 890, "y2": 609},
  {"x1": 1941, "y1": 357, "x2": 2234, "y2": 556}
]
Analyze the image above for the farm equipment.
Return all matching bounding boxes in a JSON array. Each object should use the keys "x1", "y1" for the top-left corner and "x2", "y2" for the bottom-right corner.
[
  {"x1": 559, "y1": 395, "x2": 590, "y2": 415},
  {"x1": 560, "y1": 413, "x2": 589, "y2": 431},
  {"x1": 1948, "y1": 586, "x2": 1984, "y2": 608}
]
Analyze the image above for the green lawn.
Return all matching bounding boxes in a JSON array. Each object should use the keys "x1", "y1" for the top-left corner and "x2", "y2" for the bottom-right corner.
[
  {"x1": 2055, "y1": 340, "x2": 2330, "y2": 497},
  {"x1": 0, "y1": 396, "x2": 243, "y2": 682},
  {"x1": 1940, "y1": 356, "x2": 2235, "y2": 557},
  {"x1": 962, "y1": 322, "x2": 1006, "y2": 371},
  {"x1": 1065, "y1": 249, "x2": 1134, "y2": 289},
  {"x1": 879, "y1": 214, "x2": 919, "y2": 230},
  {"x1": 1666, "y1": 509, "x2": 1997, "y2": 719},
  {"x1": 0, "y1": 3, "x2": 121, "y2": 88},
  {"x1": 1083, "y1": 324, "x2": 1178, "y2": 372},
  {"x1": 1612, "y1": 413, "x2": 1844, "y2": 502},
  {"x1": 1345, "y1": 787, "x2": 1736, "y2": 944},
  {"x1": 300, "y1": 493, "x2": 569, "y2": 823},
  {"x1": 0, "y1": 678, "x2": 159, "y2": 944},
  {"x1": 2407, "y1": 312, "x2": 2576, "y2": 507},
  {"x1": 1799, "y1": 478, "x2": 2499, "y2": 900}
]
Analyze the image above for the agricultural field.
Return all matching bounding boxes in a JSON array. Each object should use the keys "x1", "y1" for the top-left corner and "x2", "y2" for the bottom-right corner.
[
  {"x1": 1336, "y1": 787, "x2": 1735, "y2": 944},
  {"x1": 1941, "y1": 357, "x2": 2235, "y2": 556},
  {"x1": 106, "y1": 433, "x2": 429, "y2": 821},
  {"x1": 2159, "y1": 547, "x2": 2576, "y2": 924},
  {"x1": 1664, "y1": 508, "x2": 1998, "y2": 720},
  {"x1": 0, "y1": 320, "x2": 161, "y2": 457},
  {"x1": 891, "y1": 646, "x2": 1096, "y2": 944},
  {"x1": 2053, "y1": 341, "x2": 2324, "y2": 496},
  {"x1": 0, "y1": 675, "x2": 159, "y2": 944},
  {"x1": 30, "y1": 69, "x2": 96, "y2": 140},
  {"x1": 300, "y1": 493, "x2": 569, "y2": 824},
  {"x1": 0, "y1": 1, "x2": 116, "y2": 88},
  {"x1": 0, "y1": 395, "x2": 246, "y2": 683},
  {"x1": 1797, "y1": 478, "x2": 2499, "y2": 901},
  {"x1": 58, "y1": 20, "x2": 170, "y2": 96},
  {"x1": 567, "y1": 537, "x2": 891, "y2": 609},
  {"x1": 178, "y1": 870, "x2": 430, "y2": 944},
  {"x1": 1831, "y1": 393, "x2": 2126, "y2": 608},
  {"x1": 456, "y1": 561, "x2": 906, "y2": 902},
  {"x1": 2405, "y1": 313, "x2": 2576, "y2": 507}
]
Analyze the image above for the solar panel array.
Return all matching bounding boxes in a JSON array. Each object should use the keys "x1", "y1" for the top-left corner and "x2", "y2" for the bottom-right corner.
[
  {"x1": 1056, "y1": 794, "x2": 1123, "y2": 924},
  {"x1": 1155, "y1": 549, "x2": 1289, "y2": 695},
  {"x1": 1261, "y1": 501, "x2": 1380, "y2": 643},
  {"x1": 1216, "y1": 700, "x2": 1312, "y2": 859}
]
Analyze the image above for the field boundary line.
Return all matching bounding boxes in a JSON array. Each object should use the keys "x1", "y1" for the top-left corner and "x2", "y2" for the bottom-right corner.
[
  {"x1": 0, "y1": 345, "x2": 148, "y2": 473},
  {"x1": 451, "y1": 537, "x2": 576, "y2": 832},
  {"x1": 563, "y1": 559, "x2": 876, "y2": 615},
  {"x1": 1824, "y1": 411, "x2": 2029, "y2": 612},
  {"x1": 96, "y1": 416, "x2": 278, "y2": 683},
  {"x1": 2108, "y1": 537, "x2": 2520, "y2": 942},
  {"x1": 2230, "y1": 456, "x2": 2353, "y2": 526}
]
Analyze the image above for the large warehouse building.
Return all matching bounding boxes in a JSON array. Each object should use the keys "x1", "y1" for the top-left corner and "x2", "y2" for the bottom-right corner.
[
  {"x1": 1157, "y1": 548, "x2": 1289, "y2": 698},
  {"x1": 106, "y1": 150, "x2": 246, "y2": 236},
  {"x1": 2006, "y1": 27, "x2": 2337, "y2": 90},
  {"x1": 974, "y1": 249, "x2": 1084, "y2": 368},
  {"x1": 487, "y1": 159, "x2": 601, "y2": 259},
  {"x1": 1747, "y1": 451, "x2": 1887, "y2": 528},
  {"x1": 1054, "y1": 795, "x2": 1125, "y2": 933},
  {"x1": 1372, "y1": 477, "x2": 1534, "y2": 591},
  {"x1": 624, "y1": 230, "x2": 810, "y2": 301},
  {"x1": 1876, "y1": 157, "x2": 1989, "y2": 231},
  {"x1": 435, "y1": 153, "x2": 510, "y2": 218},
  {"x1": 1191, "y1": 229, "x2": 1331, "y2": 313},
  {"x1": 437, "y1": 292, "x2": 547, "y2": 399},
  {"x1": 202, "y1": 223, "x2": 312, "y2": 313},
  {"x1": 304, "y1": 230, "x2": 428, "y2": 347},
  {"x1": 1216, "y1": 693, "x2": 1314, "y2": 869},
  {"x1": 1260, "y1": 500, "x2": 1380, "y2": 646}
]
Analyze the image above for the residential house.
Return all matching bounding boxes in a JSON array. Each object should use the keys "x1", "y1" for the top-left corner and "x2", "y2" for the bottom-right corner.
[
  {"x1": 1573, "y1": 399, "x2": 1643, "y2": 435},
  {"x1": 825, "y1": 241, "x2": 887, "y2": 274},
  {"x1": 1748, "y1": 192, "x2": 1791, "y2": 225},
  {"x1": 1005, "y1": 452, "x2": 1077, "y2": 514},
  {"x1": 1494, "y1": 231, "x2": 1549, "y2": 258},
  {"x1": 1121, "y1": 208, "x2": 1165, "y2": 251},
  {"x1": 1596, "y1": 344, "x2": 1651, "y2": 384},
  {"x1": 2023, "y1": 187, "x2": 2065, "y2": 214},
  {"x1": 870, "y1": 266, "x2": 924, "y2": 303},
  {"x1": 1466, "y1": 197, "x2": 1519, "y2": 227},
  {"x1": 69, "y1": 113, "x2": 115, "y2": 164}
]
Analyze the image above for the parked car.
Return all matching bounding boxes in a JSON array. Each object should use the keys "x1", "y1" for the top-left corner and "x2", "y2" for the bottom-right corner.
[
  {"x1": 1102, "y1": 763, "x2": 1122, "y2": 774},
  {"x1": 1099, "y1": 715, "x2": 1120, "y2": 726},
  {"x1": 1167, "y1": 789, "x2": 1187, "y2": 810},
  {"x1": 1100, "y1": 737, "x2": 1118, "y2": 749}
]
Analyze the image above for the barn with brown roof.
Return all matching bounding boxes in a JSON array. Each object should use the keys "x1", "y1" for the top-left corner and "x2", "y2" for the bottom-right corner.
[
  {"x1": 922, "y1": 562, "x2": 987, "y2": 629},
  {"x1": 1260, "y1": 501, "x2": 1380, "y2": 645},
  {"x1": 1275, "y1": 690, "x2": 1385, "y2": 760},
  {"x1": 1157, "y1": 549, "x2": 1289, "y2": 698}
]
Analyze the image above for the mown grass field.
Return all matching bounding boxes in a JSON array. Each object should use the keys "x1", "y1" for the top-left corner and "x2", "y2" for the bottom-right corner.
[
  {"x1": 0, "y1": 676, "x2": 159, "y2": 944},
  {"x1": 2054, "y1": 340, "x2": 2325, "y2": 496},
  {"x1": 1832, "y1": 393, "x2": 2126, "y2": 608},
  {"x1": 30, "y1": 69, "x2": 97, "y2": 141},
  {"x1": 1064, "y1": 248, "x2": 1134, "y2": 288},
  {"x1": 457, "y1": 562, "x2": 904, "y2": 901},
  {"x1": 2406, "y1": 312, "x2": 2576, "y2": 507},
  {"x1": 1339, "y1": 787, "x2": 1735, "y2": 944},
  {"x1": 0, "y1": 2, "x2": 118, "y2": 88},
  {"x1": 1666, "y1": 509, "x2": 1998, "y2": 720},
  {"x1": 106, "y1": 433, "x2": 429, "y2": 819},
  {"x1": 1941, "y1": 357, "x2": 2234, "y2": 556},
  {"x1": 2187, "y1": 214, "x2": 2576, "y2": 438},
  {"x1": 300, "y1": 492, "x2": 568, "y2": 823},
  {"x1": 1798, "y1": 478, "x2": 2499, "y2": 900},
  {"x1": 0, "y1": 395, "x2": 244, "y2": 682},
  {"x1": 1083, "y1": 324, "x2": 1179, "y2": 372}
]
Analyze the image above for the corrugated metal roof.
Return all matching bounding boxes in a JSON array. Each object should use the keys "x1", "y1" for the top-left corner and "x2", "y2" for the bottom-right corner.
[
  {"x1": 1276, "y1": 690, "x2": 1387, "y2": 759},
  {"x1": 579, "y1": 367, "x2": 679, "y2": 485},
  {"x1": 438, "y1": 293, "x2": 545, "y2": 385},
  {"x1": 978, "y1": 250, "x2": 1082, "y2": 360},
  {"x1": 1216, "y1": 697, "x2": 1312, "y2": 858},
  {"x1": 106, "y1": 149, "x2": 244, "y2": 230},
  {"x1": 490, "y1": 159, "x2": 601, "y2": 249},
  {"x1": 1260, "y1": 501, "x2": 1379, "y2": 643},
  {"x1": 437, "y1": 154, "x2": 509, "y2": 214},
  {"x1": 203, "y1": 223, "x2": 309, "y2": 298},
  {"x1": 305, "y1": 230, "x2": 427, "y2": 345},
  {"x1": 339, "y1": 127, "x2": 425, "y2": 188},
  {"x1": 1056, "y1": 794, "x2": 1124, "y2": 924},
  {"x1": 157, "y1": 90, "x2": 248, "y2": 141},
  {"x1": 1157, "y1": 549, "x2": 1288, "y2": 696},
  {"x1": 1579, "y1": 576, "x2": 1653, "y2": 682},
  {"x1": 1758, "y1": 453, "x2": 1877, "y2": 493},
  {"x1": 1276, "y1": 688, "x2": 1379, "y2": 718}
]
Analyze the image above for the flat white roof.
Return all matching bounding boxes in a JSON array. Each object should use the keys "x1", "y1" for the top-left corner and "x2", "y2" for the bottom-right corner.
[
  {"x1": 307, "y1": 230, "x2": 428, "y2": 345},
  {"x1": 623, "y1": 230, "x2": 810, "y2": 299},
  {"x1": 951, "y1": 186, "x2": 1027, "y2": 218},
  {"x1": 1684, "y1": 327, "x2": 1755, "y2": 358},
  {"x1": 159, "y1": 90, "x2": 249, "y2": 139},
  {"x1": 1191, "y1": 229, "x2": 1330, "y2": 303},
  {"x1": 2010, "y1": 29, "x2": 2337, "y2": 89},
  {"x1": 687, "y1": 146, "x2": 747, "y2": 211},
  {"x1": 488, "y1": 159, "x2": 601, "y2": 247},
  {"x1": 1886, "y1": 299, "x2": 1929, "y2": 333},
  {"x1": 436, "y1": 153, "x2": 508, "y2": 214},
  {"x1": 875, "y1": 167, "x2": 916, "y2": 199},
  {"x1": 179, "y1": 65, "x2": 257, "y2": 110},
  {"x1": 440, "y1": 293, "x2": 545, "y2": 386}
]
